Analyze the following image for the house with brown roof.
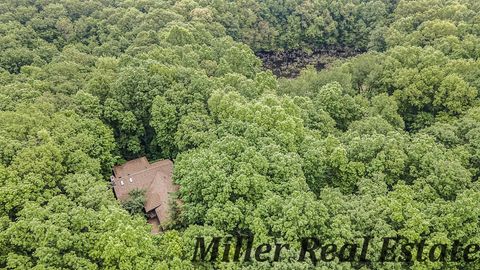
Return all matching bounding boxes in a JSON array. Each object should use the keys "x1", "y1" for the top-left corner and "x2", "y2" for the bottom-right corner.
[{"x1": 111, "y1": 157, "x2": 179, "y2": 233}]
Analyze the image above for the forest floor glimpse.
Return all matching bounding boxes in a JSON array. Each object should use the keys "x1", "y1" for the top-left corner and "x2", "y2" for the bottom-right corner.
[{"x1": 256, "y1": 49, "x2": 362, "y2": 78}]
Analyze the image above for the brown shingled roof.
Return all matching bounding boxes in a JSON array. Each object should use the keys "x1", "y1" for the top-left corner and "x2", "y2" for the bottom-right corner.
[{"x1": 111, "y1": 157, "x2": 178, "y2": 232}]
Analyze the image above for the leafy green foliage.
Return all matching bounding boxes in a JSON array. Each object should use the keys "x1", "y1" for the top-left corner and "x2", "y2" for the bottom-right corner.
[
  {"x1": 122, "y1": 189, "x2": 147, "y2": 216},
  {"x1": 1, "y1": 0, "x2": 480, "y2": 269}
]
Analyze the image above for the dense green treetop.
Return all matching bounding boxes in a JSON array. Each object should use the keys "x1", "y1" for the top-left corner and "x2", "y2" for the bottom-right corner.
[{"x1": 1, "y1": 0, "x2": 480, "y2": 269}]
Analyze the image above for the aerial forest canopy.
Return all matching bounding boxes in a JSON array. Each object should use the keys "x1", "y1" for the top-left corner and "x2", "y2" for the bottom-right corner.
[{"x1": 1, "y1": 0, "x2": 480, "y2": 269}]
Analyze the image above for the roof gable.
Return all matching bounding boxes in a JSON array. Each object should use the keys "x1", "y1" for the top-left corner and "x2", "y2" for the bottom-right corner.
[{"x1": 112, "y1": 158, "x2": 177, "y2": 223}]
